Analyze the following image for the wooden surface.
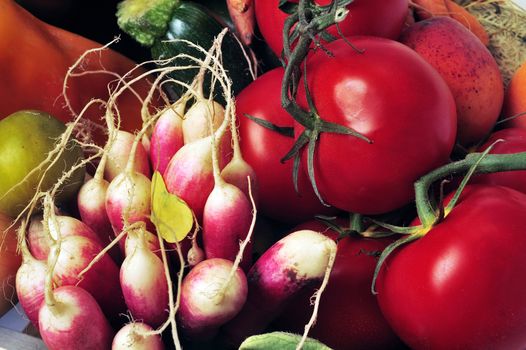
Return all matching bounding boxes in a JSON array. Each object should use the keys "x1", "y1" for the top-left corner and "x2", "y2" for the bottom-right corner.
[{"x1": 0, "y1": 327, "x2": 46, "y2": 350}]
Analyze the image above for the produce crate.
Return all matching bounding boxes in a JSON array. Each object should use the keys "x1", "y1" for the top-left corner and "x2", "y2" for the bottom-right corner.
[{"x1": 0, "y1": 305, "x2": 46, "y2": 349}]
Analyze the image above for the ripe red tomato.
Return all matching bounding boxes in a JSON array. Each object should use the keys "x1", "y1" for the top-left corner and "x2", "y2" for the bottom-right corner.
[
  {"x1": 376, "y1": 185, "x2": 526, "y2": 349},
  {"x1": 274, "y1": 219, "x2": 407, "y2": 350},
  {"x1": 236, "y1": 68, "x2": 339, "y2": 224},
  {"x1": 472, "y1": 127, "x2": 526, "y2": 194},
  {"x1": 295, "y1": 36, "x2": 457, "y2": 214},
  {"x1": 254, "y1": 0, "x2": 409, "y2": 56}
]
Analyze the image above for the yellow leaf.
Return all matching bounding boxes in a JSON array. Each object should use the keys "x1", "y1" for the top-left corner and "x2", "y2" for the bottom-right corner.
[{"x1": 150, "y1": 171, "x2": 193, "y2": 243}]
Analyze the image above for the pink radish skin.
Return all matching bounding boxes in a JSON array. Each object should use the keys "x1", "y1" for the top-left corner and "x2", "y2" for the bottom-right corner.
[
  {"x1": 27, "y1": 214, "x2": 103, "y2": 260},
  {"x1": 52, "y1": 235, "x2": 126, "y2": 324},
  {"x1": 125, "y1": 228, "x2": 160, "y2": 259},
  {"x1": 183, "y1": 100, "x2": 225, "y2": 144},
  {"x1": 202, "y1": 182, "x2": 253, "y2": 271},
  {"x1": 15, "y1": 255, "x2": 47, "y2": 327},
  {"x1": 163, "y1": 136, "x2": 228, "y2": 222},
  {"x1": 112, "y1": 322, "x2": 165, "y2": 350},
  {"x1": 120, "y1": 234, "x2": 169, "y2": 328},
  {"x1": 39, "y1": 285, "x2": 114, "y2": 350},
  {"x1": 77, "y1": 177, "x2": 122, "y2": 262},
  {"x1": 220, "y1": 156, "x2": 259, "y2": 205},
  {"x1": 150, "y1": 105, "x2": 184, "y2": 174},
  {"x1": 221, "y1": 229, "x2": 337, "y2": 346},
  {"x1": 104, "y1": 130, "x2": 151, "y2": 181},
  {"x1": 178, "y1": 258, "x2": 247, "y2": 341},
  {"x1": 106, "y1": 171, "x2": 153, "y2": 234}
]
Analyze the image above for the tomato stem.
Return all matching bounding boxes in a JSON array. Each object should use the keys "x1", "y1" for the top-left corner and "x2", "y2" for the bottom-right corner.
[{"x1": 414, "y1": 150, "x2": 526, "y2": 227}]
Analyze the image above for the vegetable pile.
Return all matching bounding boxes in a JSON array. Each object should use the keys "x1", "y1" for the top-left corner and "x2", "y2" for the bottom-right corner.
[{"x1": 1, "y1": 0, "x2": 526, "y2": 349}]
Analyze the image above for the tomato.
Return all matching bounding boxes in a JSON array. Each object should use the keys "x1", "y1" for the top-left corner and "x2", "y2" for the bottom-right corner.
[
  {"x1": 236, "y1": 68, "x2": 339, "y2": 224},
  {"x1": 254, "y1": 0, "x2": 409, "y2": 56},
  {"x1": 274, "y1": 219, "x2": 407, "y2": 350},
  {"x1": 295, "y1": 36, "x2": 457, "y2": 214},
  {"x1": 376, "y1": 185, "x2": 526, "y2": 349},
  {"x1": 472, "y1": 127, "x2": 526, "y2": 194}
]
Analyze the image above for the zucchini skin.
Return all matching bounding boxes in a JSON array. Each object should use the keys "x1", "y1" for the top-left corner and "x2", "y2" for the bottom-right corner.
[{"x1": 151, "y1": 1, "x2": 254, "y2": 102}]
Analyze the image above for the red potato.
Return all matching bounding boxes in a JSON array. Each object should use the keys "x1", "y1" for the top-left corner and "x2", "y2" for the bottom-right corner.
[
  {"x1": 39, "y1": 285, "x2": 114, "y2": 350},
  {"x1": 104, "y1": 130, "x2": 151, "y2": 182},
  {"x1": 120, "y1": 230, "x2": 169, "y2": 328},
  {"x1": 221, "y1": 229, "x2": 337, "y2": 347},
  {"x1": 400, "y1": 16, "x2": 504, "y2": 146},
  {"x1": 178, "y1": 258, "x2": 247, "y2": 341},
  {"x1": 112, "y1": 322, "x2": 165, "y2": 350},
  {"x1": 27, "y1": 214, "x2": 102, "y2": 260},
  {"x1": 150, "y1": 104, "x2": 185, "y2": 175}
]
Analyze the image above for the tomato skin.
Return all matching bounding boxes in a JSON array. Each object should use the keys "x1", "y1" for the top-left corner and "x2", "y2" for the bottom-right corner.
[
  {"x1": 255, "y1": 0, "x2": 409, "y2": 56},
  {"x1": 376, "y1": 185, "x2": 526, "y2": 349},
  {"x1": 274, "y1": 219, "x2": 407, "y2": 350},
  {"x1": 236, "y1": 68, "x2": 339, "y2": 224},
  {"x1": 473, "y1": 128, "x2": 526, "y2": 194},
  {"x1": 296, "y1": 36, "x2": 457, "y2": 214}
]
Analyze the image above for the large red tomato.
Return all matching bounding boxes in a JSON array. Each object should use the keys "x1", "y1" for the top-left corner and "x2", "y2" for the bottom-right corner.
[
  {"x1": 255, "y1": 0, "x2": 409, "y2": 56},
  {"x1": 295, "y1": 36, "x2": 457, "y2": 214},
  {"x1": 376, "y1": 185, "x2": 526, "y2": 349},
  {"x1": 236, "y1": 68, "x2": 339, "y2": 224},
  {"x1": 274, "y1": 219, "x2": 407, "y2": 350},
  {"x1": 472, "y1": 127, "x2": 526, "y2": 194}
]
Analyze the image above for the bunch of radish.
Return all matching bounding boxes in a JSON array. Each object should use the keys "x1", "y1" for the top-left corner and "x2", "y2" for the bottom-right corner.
[{"x1": 6, "y1": 28, "x2": 341, "y2": 350}]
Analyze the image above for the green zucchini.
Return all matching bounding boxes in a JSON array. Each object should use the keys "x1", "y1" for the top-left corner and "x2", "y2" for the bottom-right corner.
[{"x1": 117, "y1": 0, "x2": 254, "y2": 102}]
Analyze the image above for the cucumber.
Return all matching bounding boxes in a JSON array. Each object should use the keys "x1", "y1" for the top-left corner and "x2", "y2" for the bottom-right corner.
[{"x1": 117, "y1": 0, "x2": 254, "y2": 102}]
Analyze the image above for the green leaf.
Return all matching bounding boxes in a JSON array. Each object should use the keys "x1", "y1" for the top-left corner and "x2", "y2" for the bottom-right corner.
[
  {"x1": 239, "y1": 332, "x2": 333, "y2": 350},
  {"x1": 150, "y1": 171, "x2": 193, "y2": 243}
]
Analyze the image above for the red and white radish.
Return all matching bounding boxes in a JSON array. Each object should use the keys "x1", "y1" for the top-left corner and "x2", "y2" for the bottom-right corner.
[
  {"x1": 112, "y1": 322, "x2": 165, "y2": 350},
  {"x1": 182, "y1": 99, "x2": 225, "y2": 144},
  {"x1": 104, "y1": 130, "x2": 151, "y2": 181},
  {"x1": 124, "y1": 224, "x2": 160, "y2": 258},
  {"x1": 120, "y1": 227, "x2": 169, "y2": 328},
  {"x1": 106, "y1": 171, "x2": 152, "y2": 234},
  {"x1": 27, "y1": 214, "x2": 103, "y2": 260},
  {"x1": 150, "y1": 100, "x2": 185, "y2": 174},
  {"x1": 178, "y1": 258, "x2": 248, "y2": 341},
  {"x1": 52, "y1": 234, "x2": 126, "y2": 324},
  {"x1": 221, "y1": 229, "x2": 337, "y2": 347},
  {"x1": 39, "y1": 285, "x2": 114, "y2": 350},
  {"x1": 16, "y1": 230, "x2": 47, "y2": 327},
  {"x1": 163, "y1": 136, "x2": 221, "y2": 222}
]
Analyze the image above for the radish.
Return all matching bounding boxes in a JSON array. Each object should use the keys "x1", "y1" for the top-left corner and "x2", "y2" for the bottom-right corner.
[
  {"x1": 163, "y1": 136, "x2": 221, "y2": 222},
  {"x1": 77, "y1": 176, "x2": 122, "y2": 262},
  {"x1": 112, "y1": 322, "x2": 165, "y2": 350},
  {"x1": 221, "y1": 229, "x2": 337, "y2": 347},
  {"x1": 201, "y1": 97, "x2": 253, "y2": 269},
  {"x1": 51, "y1": 234, "x2": 126, "y2": 324},
  {"x1": 150, "y1": 100, "x2": 186, "y2": 174},
  {"x1": 125, "y1": 224, "x2": 160, "y2": 258},
  {"x1": 182, "y1": 99, "x2": 225, "y2": 144},
  {"x1": 27, "y1": 214, "x2": 103, "y2": 260},
  {"x1": 120, "y1": 227, "x2": 169, "y2": 328},
  {"x1": 104, "y1": 130, "x2": 151, "y2": 181},
  {"x1": 178, "y1": 258, "x2": 248, "y2": 341},
  {"x1": 106, "y1": 171, "x2": 152, "y2": 234},
  {"x1": 16, "y1": 227, "x2": 47, "y2": 328},
  {"x1": 39, "y1": 285, "x2": 114, "y2": 350}
]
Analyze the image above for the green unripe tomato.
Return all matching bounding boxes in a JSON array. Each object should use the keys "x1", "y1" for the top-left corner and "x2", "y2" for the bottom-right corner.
[{"x1": 0, "y1": 110, "x2": 85, "y2": 218}]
